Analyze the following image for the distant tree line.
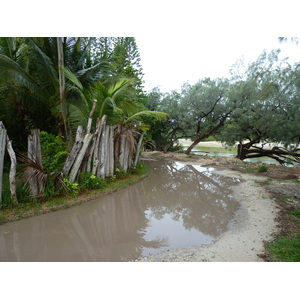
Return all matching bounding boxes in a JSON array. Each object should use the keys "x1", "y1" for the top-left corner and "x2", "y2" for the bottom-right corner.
[{"x1": 144, "y1": 49, "x2": 300, "y2": 165}]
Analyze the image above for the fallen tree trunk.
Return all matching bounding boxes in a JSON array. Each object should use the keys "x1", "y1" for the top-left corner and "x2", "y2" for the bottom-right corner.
[{"x1": 241, "y1": 146, "x2": 300, "y2": 165}]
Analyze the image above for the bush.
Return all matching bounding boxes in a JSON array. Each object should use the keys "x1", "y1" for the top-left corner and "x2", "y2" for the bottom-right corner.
[
  {"x1": 258, "y1": 165, "x2": 268, "y2": 172},
  {"x1": 63, "y1": 178, "x2": 79, "y2": 197},
  {"x1": 79, "y1": 172, "x2": 106, "y2": 190},
  {"x1": 40, "y1": 131, "x2": 68, "y2": 174}
]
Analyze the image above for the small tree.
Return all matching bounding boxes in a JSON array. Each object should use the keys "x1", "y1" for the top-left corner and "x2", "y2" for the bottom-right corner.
[
  {"x1": 181, "y1": 78, "x2": 233, "y2": 155},
  {"x1": 219, "y1": 49, "x2": 300, "y2": 164}
]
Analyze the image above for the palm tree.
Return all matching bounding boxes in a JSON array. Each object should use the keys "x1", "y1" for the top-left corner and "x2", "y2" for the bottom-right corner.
[{"x1": 0, "y1": 37, "x2": 108, "y2": 143}]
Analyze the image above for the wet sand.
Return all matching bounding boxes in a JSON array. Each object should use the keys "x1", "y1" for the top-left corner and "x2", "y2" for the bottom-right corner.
[{"x1": 138, "y1": 155, "x2": 279, "y2": 262}]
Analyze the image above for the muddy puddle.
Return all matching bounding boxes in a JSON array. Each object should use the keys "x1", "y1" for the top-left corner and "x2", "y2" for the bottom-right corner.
[{"x1": 0, "y1": 160, "x2": 240, "y2": 262}]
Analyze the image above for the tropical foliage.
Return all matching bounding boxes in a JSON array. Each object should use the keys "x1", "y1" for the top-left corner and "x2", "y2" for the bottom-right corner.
[
  {"x1": 0, "y1": 37, "x2": 152, "y2": 149},
  {"x1": 0, "y1": 36, "x2": 167, "y2": 207}
]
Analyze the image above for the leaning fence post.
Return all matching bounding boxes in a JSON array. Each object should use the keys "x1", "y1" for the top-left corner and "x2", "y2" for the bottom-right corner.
[
  {"x1": 133, "y1": 133, "x2": 144, "y2": 167},
  {"x1": 28, "y1": 129, "x2": 43, "y2": 197},
  {"x1": 0, "y1": 128, "x2": 7, "y2": 203}
]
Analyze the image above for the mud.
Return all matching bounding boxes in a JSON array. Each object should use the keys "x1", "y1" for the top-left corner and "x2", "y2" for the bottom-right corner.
[{"x1": 0, "y1": 160, "x2": 239, "y2": 262}]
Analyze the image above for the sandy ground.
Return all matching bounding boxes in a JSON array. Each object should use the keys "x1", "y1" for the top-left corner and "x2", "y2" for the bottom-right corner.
[
  {"x1": 137, "y1": 153, "x2": 281, "y2": 262},
  {"x1": 178, "y1": 139, "x2": 283, "y2": 149}
]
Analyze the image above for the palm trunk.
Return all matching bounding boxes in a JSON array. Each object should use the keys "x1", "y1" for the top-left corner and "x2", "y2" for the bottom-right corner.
[{"x1": 57, "y1": 37, "x2": 71, "y2": 142}]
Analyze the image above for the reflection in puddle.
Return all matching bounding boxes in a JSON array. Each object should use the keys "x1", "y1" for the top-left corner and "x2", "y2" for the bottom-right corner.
[{"x1": 0, "y1": 160, "x2": 239, "y2": 262}]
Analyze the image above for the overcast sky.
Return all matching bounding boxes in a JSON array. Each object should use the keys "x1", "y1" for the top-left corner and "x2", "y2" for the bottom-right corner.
[
  {"x1": 3, "y1": 1, "x2": 300, "y2": 95},
  {"x1": 136, "y1": 36, "x2": 300, "y2": 92}
]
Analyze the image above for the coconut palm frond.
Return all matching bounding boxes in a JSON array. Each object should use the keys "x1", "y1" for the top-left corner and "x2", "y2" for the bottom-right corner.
[
  {"x1": 67, "y1": 102, "x2": 89, "y2": 130},
  {"x1": 17, "y1": 151, "x2": 47, "y2": 196},
  {"x1": 63, "y1": 66, "x2": 84, "y2": 90},
  {"x1": 76, "y1": 61, "x2": 110, "y2": 88},
  {"x1": 28, "y1": 39, "x2": 58, "y2": 88},
  {"x1": 125, "y1": 110, "x2": 168, "y2": 124},
  {"x1": 116, "y1": 125, "x2": 141, "y2": 156},
  {"x1": 108, "y1": 78, "x2": 133, "y2": 99},
  {"x1": 0, "y1": 54, "x2": 49, "y2": 102}
]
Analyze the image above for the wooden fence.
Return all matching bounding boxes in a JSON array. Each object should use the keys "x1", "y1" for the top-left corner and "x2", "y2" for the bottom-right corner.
[{"x1": 0, "y1": 115, "x2": 144, "y2": 202}]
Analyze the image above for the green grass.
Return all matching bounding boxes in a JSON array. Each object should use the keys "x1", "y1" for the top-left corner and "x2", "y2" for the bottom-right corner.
[
  {"x1": 266, "y1": 207, "x2": 300, "y2": 262},
  {"x1": 267, "y1": 234, "x2": 300, "y2": 262},
  {"x1": 244, "y1": 165, "x2": 268, "y2": 173},
  {"x1": 258, "y1": 165, "x2": 268, "y2": 172},
  {"x1": 291, "y1": 208, "x2": 300, "y2": 217}
]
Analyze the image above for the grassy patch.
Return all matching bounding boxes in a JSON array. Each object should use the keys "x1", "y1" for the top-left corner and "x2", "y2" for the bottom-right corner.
[
  {"x1": 244, "y1": 166, "x2": 268, "y2": 173},
  {"x1": 266, "y1": 207, "x2": 300, "y2": 262},
  {"x1": 267, "y1": 234, "x2": 300, "y2": 262},
  {"x1": 258, "y1": 165, "x2": 268, "y2": 172},
  {"x1": 0, "y1": 162, "x2": 150, "y2": 225}
]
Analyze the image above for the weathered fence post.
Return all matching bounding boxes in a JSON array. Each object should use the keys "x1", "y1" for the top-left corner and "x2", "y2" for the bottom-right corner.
[
  {"x1": 28, "y1": 129, "x2": 44, "y2": 197},
  {"x1": 68, "y1": 133, "x2": 94, "y2": 183},
  {"x1": 0, "y1": 128, "x2": 7, "y2": 204},
  {"x1": 93, "y1": 116, "x2": 107, "y2": 177},
  {"x1": 108, "y1": 126, "x2": 115, "y2": 176},
  {"x1": 62, "y1": 126, "x2": 85, "y2": 177},
  {"x1": 0, "y1": 122, "x2": 18, "y2": 203},
  {"x1": 133, "y1": 133, "x2": 144, "y2": 167}
]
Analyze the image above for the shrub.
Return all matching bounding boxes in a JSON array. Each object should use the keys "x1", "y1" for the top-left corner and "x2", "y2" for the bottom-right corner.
[
  {"x1": 79, "y1": 172, "x2": 106, "y2": 190},
  {"x1": 258, "y1": 165, "x2": 268, "y2": 172},
  {"x1": 40, "y1": 131, "x2": 68, "y2": 174},
  {"x1": 63, "y1": 178, "x2": 79, "y2": 197}
]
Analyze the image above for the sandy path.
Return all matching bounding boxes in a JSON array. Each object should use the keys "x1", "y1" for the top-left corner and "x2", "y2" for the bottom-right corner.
[{"x1": 137, "y1": 168, "x2": 279, "y2": 262}]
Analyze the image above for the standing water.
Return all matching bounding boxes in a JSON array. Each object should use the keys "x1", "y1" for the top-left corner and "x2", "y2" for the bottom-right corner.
[{"x1": 0, "y1": 160, "x2": 239, "y2": 262}]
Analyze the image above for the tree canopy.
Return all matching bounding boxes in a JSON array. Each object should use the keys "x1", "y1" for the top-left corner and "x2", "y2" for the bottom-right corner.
[{"x1": 144, "y1": 48, "x2": 300, "y2": 164}]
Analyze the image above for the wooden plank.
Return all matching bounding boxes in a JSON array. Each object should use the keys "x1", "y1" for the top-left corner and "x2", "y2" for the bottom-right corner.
[
  {"x1": 68, "y1": 133, "x2": 94, "y2": 183},
  {"x1": 105, "y1": 125, "x2": 110, "y2": 177},
  {"x1": 99, "y1": 124, "x2": 107, "y2": 178},
  {"x1": 133, "y1": 133, "x2": 144, "y2": 167},
  {"x1": 92, "y1": 116, "x2": 107, "y2": 176},
  {"x1": 119, "y1": 134, "x2": 125, "y2": 171},
  {"x1": 62, "y1": 126, "x2": 85, "y2": 177},
  {"x1": 123, "y1": 137, "x2": 129, "y2": 172},
  {"x1": 109, "y1": 126, "x2": 115, "y2": 176},
  {"x1": 27, "y1": 129, "x2": 43, "y2": 197},
  {"x1": 0, "y1": 129, "x2": 7, "y2": 203},
  {"x1": 0, "y1": 122, "x2": 17, "y2": 203},
  {"x1": 6, "y1": 138, "x2": 17, "y2": 203}
]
